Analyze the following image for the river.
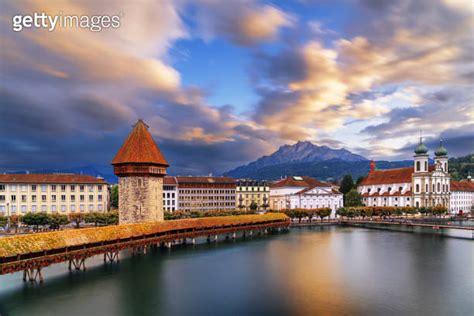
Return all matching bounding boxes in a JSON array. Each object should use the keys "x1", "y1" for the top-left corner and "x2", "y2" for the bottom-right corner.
[{"x1": 0, "y1": 226, "x2": 473, "y2": 315}]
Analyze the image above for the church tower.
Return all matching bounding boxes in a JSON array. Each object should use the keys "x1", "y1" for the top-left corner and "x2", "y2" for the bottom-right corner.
[
  {"x1": 434, "y1": 139, "x2": 448, "y2": 172},
  {"x1": 412, "y1": 137, "x2": 429, "y2": 208},
  {"x1": 112, "y1": 120, "x2": 168, "y2": 224}
]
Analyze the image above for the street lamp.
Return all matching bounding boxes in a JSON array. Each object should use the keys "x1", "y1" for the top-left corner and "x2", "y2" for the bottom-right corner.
[{"x1": 6, "y1": 202, "x2": 10, "y2": 233}]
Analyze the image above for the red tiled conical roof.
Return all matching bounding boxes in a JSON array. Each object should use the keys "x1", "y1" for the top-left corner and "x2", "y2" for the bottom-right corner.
[{"x1": 112, "y1": 120, "x2": 168, "y2": 166}]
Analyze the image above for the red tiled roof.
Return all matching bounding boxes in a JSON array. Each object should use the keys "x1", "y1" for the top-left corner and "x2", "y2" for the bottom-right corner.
[
  {"x1": 112, "y1": 120, "x2": 168, "y2": 166},
  {"x1": 163, "y1": 176, "x2": 177, "y2": 185},
  {"x1": 451, "y1": 181, "x2": 474, "y2": 192},
  {"x1": 175, "y1": 176, "x2": 236, "y2": 185},
  {"x1": 360, "y1": 165, "x2": 436, "y2": 186},
  {"x1": 0, "y1": 174, "x2": 107, "y2": 184},
  {"x1": 270, "y1": 176, "x2": 329, "y2": 188}
]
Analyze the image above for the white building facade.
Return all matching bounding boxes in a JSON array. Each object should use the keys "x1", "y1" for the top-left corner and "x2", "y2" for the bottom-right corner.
[
  {"x1": 358, "y1": 140, "x2": 451, "y2": 209},
  {"x1": 163, "y1": 176, "x2": 178, "y2": 212},
  {"x1": 269, "y1": 176, "x2": 343, "y2": 218},
  {"x1": 449, "y1": 178, "x2": 474, "y2": 214},
  {"x1": 0, "y1": 174, "x2": 109, "y2": 215}
]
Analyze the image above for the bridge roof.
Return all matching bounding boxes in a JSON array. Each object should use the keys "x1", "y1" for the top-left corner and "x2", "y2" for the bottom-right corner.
[{"x1": 0, "y1": 213, "x2": 287, "y2": 258}]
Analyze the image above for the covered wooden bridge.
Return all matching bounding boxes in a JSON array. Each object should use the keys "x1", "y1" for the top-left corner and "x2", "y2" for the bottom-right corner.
[{"x1": 0, "y1": 213, "x2": 289, "y2": 282}]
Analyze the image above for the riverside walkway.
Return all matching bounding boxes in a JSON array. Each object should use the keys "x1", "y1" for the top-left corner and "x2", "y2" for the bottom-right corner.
[{"x1": 0, "y1": 213, "x2": 290, "y2": 283}]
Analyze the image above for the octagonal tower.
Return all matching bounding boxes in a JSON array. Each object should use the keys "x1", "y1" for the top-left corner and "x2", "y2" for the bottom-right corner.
[{"x1": 112, "y1": 120, "x2": 168, "y2": 224}]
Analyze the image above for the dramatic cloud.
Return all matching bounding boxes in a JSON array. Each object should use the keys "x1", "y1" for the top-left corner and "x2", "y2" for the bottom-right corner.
[
  {"x1": 195, "y1": 1, "x2": 294, "y2": 46},
  {"x1": 0, "y1": 0, "x2": 472, "y2": 176}
]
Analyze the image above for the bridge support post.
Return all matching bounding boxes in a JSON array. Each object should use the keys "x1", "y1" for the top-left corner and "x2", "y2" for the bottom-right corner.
[
  {"x1": 69, "y1": 258, "x2": 86, "y2": 271},
  {"x1": 104, "y1": 251, "x2": 120, "y2": 263},
  {"x1": 23, "y1": 267, "x2": 43, "y2": 283},
  {"x1": 207, "y1": 235, "x2": 211, "y2": 243},
  {"x1": 214, "y1": 235, "x2": 218, "y2": 242}
]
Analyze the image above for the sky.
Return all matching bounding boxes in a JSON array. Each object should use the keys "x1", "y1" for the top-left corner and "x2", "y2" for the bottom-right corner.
[{"x1": 0, "y1": 0, "x2": 473, "y2": 175}]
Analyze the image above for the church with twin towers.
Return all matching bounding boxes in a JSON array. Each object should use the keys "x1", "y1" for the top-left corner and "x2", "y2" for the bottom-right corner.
[{"x1": 358, "y1": 138, "x2": 451, "y2": 209}]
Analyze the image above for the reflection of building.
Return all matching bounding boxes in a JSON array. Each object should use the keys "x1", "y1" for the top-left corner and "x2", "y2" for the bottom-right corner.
[
  {"x1": 0, "y1": 174, "x2": 108, "y2": 215},
  {"x1": 163, "y1": 176, "x2": 178, "y2": 212},
  {"x1": 175, "y1": 176, "x2": 236, "y2": 212},
  {"x1": 112, "y1": 120, "x2": 169, "y2": 223},
  {"x1": 358, "y1": 139, "x2": 451, "y2": 208},
  {"x1": 236, "y1": 179, "x2": 269, "y2": 210},
  {"x1": 450, "y1": 177, "x2": 474, "y2": 214},
  {"x1": 269, "y1": 176, "x2": 343, "y2": 217}
]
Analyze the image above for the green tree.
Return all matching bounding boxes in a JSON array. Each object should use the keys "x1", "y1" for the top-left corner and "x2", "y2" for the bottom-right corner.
[
  {"x1": 0, "y1": 215, "x2": 7, "y2": 227},
  {"x1": 69, "y1": 213, "x2": 85, "y2": 228},
  {"x1": 110, "y1": 184, "x2": 119, "y2": 209},
  {"x1": 22, "y1": 212, "x2": 50, "y2": 231},
  {"x1": 340, "y1": 175, "x2": 354, "y2": 195},
  {"x1": 344, "y1": 189, "x2": 363, "y2": 207},
  {"x1": 318, "y1": 208, "x2": 332, "y2": 221},
  {"x1": 48, "y1": 213, "x2": 69, "y2": 230},
  {"x1": 85, "y1": 212, "x2": 101, "y2": 226},
  {"x1": 249, "y1": 201, "x2": 258, "y2": 211}
]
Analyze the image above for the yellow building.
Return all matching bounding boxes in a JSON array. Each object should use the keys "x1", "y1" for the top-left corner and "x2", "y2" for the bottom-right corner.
[
  {"x1": 236, "y1": 180, "x2": 269, "y2": 211},
  {"x1": 0, "y1": 174, "x2": 109, "y2": 215}
]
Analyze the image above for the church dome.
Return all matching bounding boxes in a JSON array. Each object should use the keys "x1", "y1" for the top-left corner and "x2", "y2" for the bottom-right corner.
[
  {"x1": 414, "y1": 142, "x2": 428, "y2": 155},
  {"x1": 435, "y1": 141, "x2": 448, "y2": 157}
]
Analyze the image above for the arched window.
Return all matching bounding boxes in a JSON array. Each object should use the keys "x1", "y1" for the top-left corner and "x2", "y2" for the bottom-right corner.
[
  {"x1": 416, "y1": 161, "x2": 421, "y2": 171},
  {"x1": 437, "y1": 183, "x2": 441, "y2": 192},
  {"x1": 424, "y1": 161, "x2": 428, "y2": 170},
  {"x1": 426, "y1": 184, "x2": 428, "y2": 192},
  {"x1": 416, "y1": 184, "x2": 420, "y2": 193}
]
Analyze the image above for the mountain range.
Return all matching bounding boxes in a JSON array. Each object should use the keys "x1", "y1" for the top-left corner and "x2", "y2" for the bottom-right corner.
[{"x1": 224, "y1": 141, "x2": 414, "y2": 181}]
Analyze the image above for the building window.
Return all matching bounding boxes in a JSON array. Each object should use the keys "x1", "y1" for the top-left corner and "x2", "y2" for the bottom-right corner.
[
  {"x1": 98, "y1": 195, "x2": 102, "y2": 202},
  {"x1": 80, "y1": 195, "x2": 84, "y2": 202},
  {"x1": 71, "y1": 195, "x2": 75, "y2": 201},
  {"x1": 80, "y1": 204, "x2": 85, "y2": 211},
  {"x1": 32, "y1": 205, "x2": 36, "y2": 212},
  {"x1": 416, "y1": 161, "x2": 420, "y2": 171},
  {"x1": 80, "y1": 185, "x2": 85, "y2": 192},
  {"x1": 42, "y1": 195, "x2": 47, "y2": 202},
  {"x1": 0, "y1": 195, "x2": 4, "y2": 201},
  {"x1": 52, "y1": 185, "x2": 57, "y2": 192},
  {"x1": 32, "y1": 195, "x2": 36, "y2": 202},
  {"x1": 21, "y1": 185, "x2": 27, "y2": 192},
  {"x1": 0, "y1": 185, "x2": 5, "y2": 191},
  {"x1": 89, "y1": 195, "x2": 94, "y2": 202},
  {"x1": 98, "y1": 205, "x2": 103, "y2": 211},
  {"x1": 88, "y1": 185, "x2": 94, "y2": 192},
  {"x1": 11, "y1": 195, "x2": 16, "y2": 201},
  {"x1": 51, "y1": 205, "x2": 57, "y2": 212},
  {"x1": 21, "y1": 195, "x2": 27, "y2": 202},
  {"x1": 52, "y1": 195, "x2": 56, "y2": 202},
  {"x1": 41, "y1": 185, "x2": 47, "y2": 192},
  {"x1": 61, "y1": 195, "x2": 66, "y2": 202},
  {"x1": 98, "y1": 185, "x2": 102, "y2": 191},
  {"x1": 61, "y1": 185, "x2": 66, "y2": 192},
  {"x1": 61, "y1": 205, "x2": 66, "y2": 212},
  {"x1": 21, "y1": 205, "x2": 27, "y2": 213},
  {"x1": 71, "y1": 205, "x2": 76, "y2": 212},
  {"x1": 70, "y1": 185, "x2": 76, "y2": 192},
  {"x1": 41, "y1": 205, "x2": 47, "y2": 212},
  {"x1": 11, "y1": 185, "x2": 17, "y2": 192},
  {"x1": 88, "y1": 204, "x2": 94, "y2": 211},
  {"x1": 416, "y1": 184, "x2": 420, "y2": 193}
]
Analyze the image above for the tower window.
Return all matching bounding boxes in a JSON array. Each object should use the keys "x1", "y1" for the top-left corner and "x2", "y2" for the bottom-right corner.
[{"x1": 416, "y1": 161, "x2": 420, "y2": 171}]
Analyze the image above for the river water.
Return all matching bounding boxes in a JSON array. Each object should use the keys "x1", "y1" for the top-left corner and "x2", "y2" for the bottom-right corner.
[{"x1": 0, "y1": 226, "x2": 472, "y2": 316}]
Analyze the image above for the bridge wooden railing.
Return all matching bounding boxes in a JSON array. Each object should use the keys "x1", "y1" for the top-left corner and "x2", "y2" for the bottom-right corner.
[{"x1": 0, "y1": 214, "x2": 290, "y2": 282}]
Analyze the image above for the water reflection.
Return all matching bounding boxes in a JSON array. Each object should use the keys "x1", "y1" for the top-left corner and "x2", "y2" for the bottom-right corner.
[{"x1": 0, "y1": 227, "x2": 472, "y2": 316}]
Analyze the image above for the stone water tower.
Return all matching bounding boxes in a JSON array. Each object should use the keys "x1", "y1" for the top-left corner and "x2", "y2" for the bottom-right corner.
[{"x1": 112, "y1": 119, "x2": 168, "y2": 223}]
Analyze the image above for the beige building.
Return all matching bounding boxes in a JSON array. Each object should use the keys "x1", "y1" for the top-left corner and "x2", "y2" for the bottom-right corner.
[
  {"x1": 0, "y1": 174, "x2": 108, "y2": 215},
  {"x1": 176, "y1": 176, "x2": 236, "y2": 212},
  {"x1": 236, "y1": 179, "x2": 269, "y2": 211}
]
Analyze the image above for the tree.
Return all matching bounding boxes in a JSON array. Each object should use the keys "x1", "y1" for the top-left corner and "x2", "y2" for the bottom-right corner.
[
  {"x1": 22, "y1": 212, "x2": 50, "y2": 231},
  {"x1": 0, "y1": 215, "x2": 7, "y2": 227},
  {"x1": 345, "y1": 189, "x2": 363, "y2": 207},
  {"x1": 318, "y1": 208, "x2": 332, "y2": 221},
  {"x1": 85, "y1": 212, "x2": 101, "y2": 226},
  {"x1": 48, "y1": 213, "x2": 69, "y2": 230},
  {"x1": 69, "y1": 213, "x2": 85, "y2": 228},
  {"x1": 110, "y1": 185, "x2": 119, "y2": 209},
  {"x1": 340, "y1": 175, "x2": 354, "y2": 195},
  {"x1": 336, "y1": 207, "x2": 347, "y2": 219},
  {"x1": 249, "y1": 202, "x2": 258, "y2": 211}
]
